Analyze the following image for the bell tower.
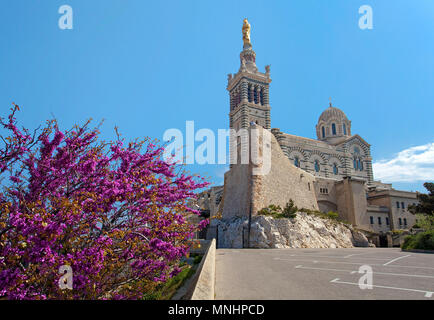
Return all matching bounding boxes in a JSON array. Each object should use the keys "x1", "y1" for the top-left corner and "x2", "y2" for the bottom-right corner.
[{"x1": 227, "y1": 19, "x2": 271, "y2": 131}]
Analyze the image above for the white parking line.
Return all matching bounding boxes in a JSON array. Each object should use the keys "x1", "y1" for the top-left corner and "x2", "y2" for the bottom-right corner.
[
  {"x1": 294, "y1": 265, "x2": 434, "y2": 279},
  {"x1": 330, "y1": 278, "x2": 433, "y2": 298},
  {"x1": 344, "y1": 254, "x2": 361, "y2": 258},
  {"x1": 383, "y1": 254, "x2": 411, "y2": 266},
  {"x1": 277, "y1": 253, "x2": 391, "y2": 261},
  {"x1": 275, "y1": 257, "x2": 434, "y2": 270},
  {"x1": 344, "y1": 253, "x2": 373, "y2": 258}
]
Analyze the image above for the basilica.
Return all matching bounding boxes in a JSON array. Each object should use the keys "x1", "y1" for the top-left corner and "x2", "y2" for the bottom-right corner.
[{"x1": 198, "y1": 20, "x2": 418, "y2": 245}]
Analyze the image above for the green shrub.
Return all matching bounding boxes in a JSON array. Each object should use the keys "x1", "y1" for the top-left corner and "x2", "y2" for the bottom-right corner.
[
  {"x1": 414, "y1": 214, "x2": 434, "y2": 231},
  {"x1": 326, "y1": 211, "x2": 339, "y2": 220},
  {"x1": 282, "y1": 200, "x2": 298, "y2": 219},
  {"x1": 258, "y1": 204, "x2": 282, "y2": 216},
  {"x1": 193, "y1": 254, "x2": 203, "y2": 265},
  {"x1": 142, "y1": 266, "x2": 196, "y2": 300},
  {"x1": 392, "y1": 229, "x2": 405, "y2": 235},
  {"x1": 258, "y1": 201, "x2": 298, "y2": 219},
  {"x1": 299, "y1": 208, "x2": 340, "y2": 222},
  {"x1": 402, "y1": 230, "x2": 434, "y2": 250},
  {"x1": 298, "y1": 207, "x2": 316, "y2": 215}
]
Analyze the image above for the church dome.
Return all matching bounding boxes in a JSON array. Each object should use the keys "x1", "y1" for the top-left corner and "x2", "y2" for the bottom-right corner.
[
  {"x1": 318, "y1": 106, "x2": 349, "y2": 123},
  {"x1": 316, "y1": 103, "x2": 351, "y2": 143}
]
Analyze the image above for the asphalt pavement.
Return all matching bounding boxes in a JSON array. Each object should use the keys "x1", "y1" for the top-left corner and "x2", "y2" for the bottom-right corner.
[{"x1": 215, "y1": 248, "x2": 434, "y2": 299}]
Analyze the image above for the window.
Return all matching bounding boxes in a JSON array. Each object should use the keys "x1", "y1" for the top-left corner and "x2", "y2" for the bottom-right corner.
[
  {"x1": 332, "y1": 123, "x2": 336, "y2": 135},
  {"x1": 321, "y1": 126, "x2": 325, "y2": 138},
  {"x1": 396, "y1": 201, "x2": 400, "y2": 208},
  {"x1": 401, "y1": 202, "x2": 405, "y2": 209},
  {"x1": 399, "y1": 218, "x2": 402, "y2": 225},
  {"x1": 386, "y1": 217, "x2": 389, "y2": 225},
  {"x1": 308, "y1": 183, "x2": 311, "y2": 191},
  {"x1": 404, "y1": 218, "x2": 407, "y2": 226},
  {"x1": 378, "y1": 217, "x2": 382, "y2": 225},
  {"x1": 333, "y1": 163, "x2": 338, "y2": 175},
  {"x1": 343, "y1": 123, "x2": 347, "y2": 135},
  {"x1": 314, "y1": 160, "x2": 320, "y2": 172},
  {"x1": 254, "y1": 87, "x2": 259, "y2": 104},
  {"x1": 320, "y1": 188, "x2": 328, "y2": 194},
  {"x1": 370, "y1": 216, "x2": 374, "y2": 224},
  {"x1": 359, "y1": 159, "x2": 363, "y2": 171},
  {"x1": 353, "y1": 158, "x2": 358, "y2": 170},
  {"x1": 294, "y1": 156, "x2": 300, "y2": 168}
]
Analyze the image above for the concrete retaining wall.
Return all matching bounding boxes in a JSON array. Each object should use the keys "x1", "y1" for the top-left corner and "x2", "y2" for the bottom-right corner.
[{"x1": 186, "y1": 239, "x2": 216, "y2": 300}]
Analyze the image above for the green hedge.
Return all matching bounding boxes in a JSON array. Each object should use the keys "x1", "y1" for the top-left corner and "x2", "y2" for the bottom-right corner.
[
  {"x1": 258, "y1": 200, "x2": 298, "y2": 219},
  {"x1": 402, "y1": 230, "x2": 434, "y2": 251}
]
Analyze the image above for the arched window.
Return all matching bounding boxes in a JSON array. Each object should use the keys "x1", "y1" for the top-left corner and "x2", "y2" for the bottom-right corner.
[
  {"x1": 247, "y1": 86, "x2": 252, "y2": 102},
  {"x1": 333, "y1": 163, "x2": 338, "y2": 175},
  {"x1": 343, "y1": 123, "x2": 347, "y2": 135},
  {"x1": 332, "y1": 123, "x2": 336, "y2": 135},
  {"x1": 353, "y1": 147, "x2": 360, "y2": 170},
  {"x1": 359, "y1": 159, "x2": 363, "y2": 171},
  {"x1": 321, "y1": 126, "x2": 325, "y2": 138},
  {"x1": 294, "y1": 156, "x2": 300, "y2": 168},
  {"x1": 314, "y1": 160, "x2": 320, "y2": 172},
  {"x1": 254, "y1": 87, "x2": 259, "y2": 104}
]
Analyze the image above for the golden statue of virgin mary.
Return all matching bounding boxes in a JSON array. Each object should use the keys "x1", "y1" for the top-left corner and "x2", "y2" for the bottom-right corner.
[{"x1": 242, "y1": 18, "x2": 251, "y2": 46}]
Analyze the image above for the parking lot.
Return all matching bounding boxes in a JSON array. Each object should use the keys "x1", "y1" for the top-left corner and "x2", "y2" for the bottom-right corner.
[{"x1": 215, "y1": 248, "x2": 434, "y2": 299}]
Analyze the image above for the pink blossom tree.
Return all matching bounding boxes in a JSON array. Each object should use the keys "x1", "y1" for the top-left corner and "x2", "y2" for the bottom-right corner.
[{"x1": 0, "y1": 104, "x2": 209, "y2": 299}]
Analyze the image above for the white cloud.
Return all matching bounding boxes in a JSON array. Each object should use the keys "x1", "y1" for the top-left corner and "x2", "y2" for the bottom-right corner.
[{"x1": 373, "y1": 142, "x2": 434, "y2": 183}]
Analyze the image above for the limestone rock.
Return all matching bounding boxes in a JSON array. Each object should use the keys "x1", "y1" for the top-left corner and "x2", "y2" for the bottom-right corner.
[
  {"x1": 350, "y1": 229, "x2": 370, "y2": 247},
  {"x1": 213, "y1": 212, "x2": 371, "y2": 249}
]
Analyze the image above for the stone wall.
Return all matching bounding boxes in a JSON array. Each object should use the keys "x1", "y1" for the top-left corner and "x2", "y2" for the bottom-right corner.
[
  {"x1": 221, "y1": 164, "x2": 251, "y2": 219},
  {"x1": 221, "y1": 126, "x2": 319, "y2": 220},
  {"x1": 335, "y1": 177, "x2": 370, "y2": 230},
  {"x1": 314, "y1": 177, "x2": 339, "y2": 213},
  {"x1": 251, "y1": 127, "x2": 319, "y2": 214}
]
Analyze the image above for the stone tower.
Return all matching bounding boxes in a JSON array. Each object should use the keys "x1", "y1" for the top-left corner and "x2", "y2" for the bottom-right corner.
[{"x1": 227, "y1": 19, "x2": 272, "y2": 131}]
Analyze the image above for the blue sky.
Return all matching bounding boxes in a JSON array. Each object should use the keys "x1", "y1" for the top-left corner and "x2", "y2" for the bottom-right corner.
[{"x1": 0, "y1": 0, "x2": 433, "y2": 192}]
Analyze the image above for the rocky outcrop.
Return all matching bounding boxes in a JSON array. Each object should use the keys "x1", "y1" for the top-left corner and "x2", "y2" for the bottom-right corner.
[
  {"x1": 212, "y1": 212, "x2": 370, "y2": 249},
  {"x1": 351, "y1": 229, "x2": 371, "y2": 247}
]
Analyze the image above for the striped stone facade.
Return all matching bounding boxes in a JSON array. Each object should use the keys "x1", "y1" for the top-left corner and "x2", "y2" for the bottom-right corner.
[{"x1": 271, "y1": 128, "x2": 374, "y2": 185}]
